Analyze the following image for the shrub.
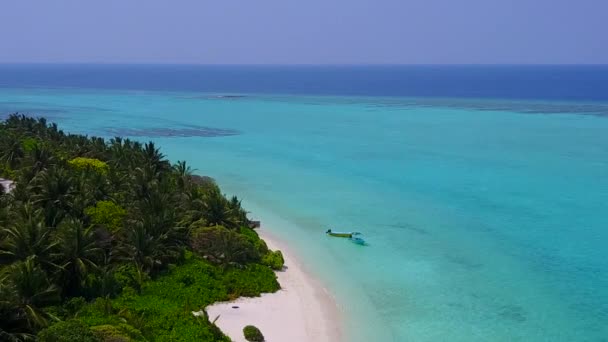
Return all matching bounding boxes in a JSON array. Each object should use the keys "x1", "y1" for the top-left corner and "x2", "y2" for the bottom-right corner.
[
  {"x1": 83, "y1": 268, "x2": 121, "y2": 300},
  {"x1": 85, "y1": 201, "x2": 126, "y2": 232},
  {"x1": 0, "y1": 162, "x2": 17, "y2": 179},
  {"x1": 68, "y1": 157, "x2": 109, "y2": 175},
  {"x1": 91, "y1": 323, "x2": 145, "y2": 342},
  {"x1": 239, "y1": 227, "x2": 269, "y2": 255},
  {"x1": 45, "y1": 297, "x2": 88, "y2": 321},
  {"x1": 60, "y1": 296, "x2": 87, "y2": 318},
  {"x1": 261, "y1": 250, "x2": 284, "y2": 271},
  {"x1": 91, "y1": 325, "x2": 130, "y2": 342},
  {"x1": 223, "y1": 264, "x2": 280, "y2": 298},
  {"x1": 191, "y1": 226, "x2": 260, "y2": 267},
  {"x1": 21, "y1": 137, "x2": 38, "y2": 152},
  {"x1": 243, "y1": 325, "x2": 264, "y2": 342},
  {"x1": 114, "y1": 264, "x2": 149, "y2": 292},
  {"x1": 38, "y1": 319, "x2": 101, "y2": 342},
  {"x1": 74, "y1": 257, "x2": 278, "y2": 342}
]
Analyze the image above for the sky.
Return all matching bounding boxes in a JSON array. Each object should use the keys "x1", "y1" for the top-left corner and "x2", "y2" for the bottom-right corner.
[{"x1": 0, "y1": 0, "x2": 606, "y2": 64}]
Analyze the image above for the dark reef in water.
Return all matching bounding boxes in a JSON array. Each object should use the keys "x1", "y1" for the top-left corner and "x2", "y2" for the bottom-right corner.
[
  {"x1": 177, "y1": 94, "x2": 248, "y2": 100},
  {"x1": 417, "y1": 99, "x2": 608, "y2": 117},
  {"x1": 364, "y1": 98, "x2": 608, "y2": 117},
  {"x1": 103, "y1": 125, "x2": 240, "y2": 138}
]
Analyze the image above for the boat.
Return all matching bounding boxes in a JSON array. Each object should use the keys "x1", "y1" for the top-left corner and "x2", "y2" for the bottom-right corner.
[
  {"x1": 326, "y1": 229, "x2": 353, "y2": 238},
  {"x1": 326, "y1": 229, "x2": 366, "y2": 245}
]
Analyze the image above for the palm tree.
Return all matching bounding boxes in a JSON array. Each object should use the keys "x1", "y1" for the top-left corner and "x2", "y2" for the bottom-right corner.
[
  {"x1": 141, "y1": 142, "x2": 170, "y2": 175},
  {"x1": 119, "y1": 188, "x2": 187, "y2": 274},
  {"x1": 30, "y1": 167, "x2": 76, "y2": 227},
  {"x1": 0, "y1": 204, "x2": 56, "y2": 267},
  {"x1": 53, "y1": 219, "x2": 102, "y2": 296},
  {"x1": 72, "y1": 169, "x2": 109, "y2": 216},
  {"x1": 94, "y1": 258, "x2": 120, "y2": 309},
  {"x1": 28, "y1": 146, "x2": 55, "y2": 175},
  {"x1": 118, "y1": 220, "x2": 187, "y2": 274},
  {"x1": 0, "y1": 139, "x2": 25, "y2": 169},
  {"x1": 227, "y1": 195, "x2": 248, "y2": 227},
  {"x1": 0, "y1": 256, "x2": 60, "y2": 332},
  {"x1": 132, "y1": 164, "x2": 159, "y2": 200},
  {"x1": 5, "y1": 180, "x2": 33, "y2": 204},
  {"x1": 190, "y1": 226, "x2": 258, "y2": 268},
  {"x1": 108, "y1": 137, "x2": 130, "y2": 170},
  {"x1": 174, "y1": 160, "x2": 193, "y2": 191},
  {"x1": 85, "y1": 136, "x2": 108, "y2": 160},
  {"x1": 202, "y1": 188, "x2": 240, "y2": 229},
  {"x1": 35, "y1": 118, "x2": 47, "y2": 132},
  {"x1": 0, "y1": 192, "x2": 8, "y2": 229},
  {"x1": 0, "y1": 329, "x2": 34, "y2": 342},
  {"x1": 178, "y1": 186, "x2": 207, "y2": 228},
  {"x1": 46, "y1": 122, "x2": 64, "y2": 143},
  {"x1": 118, "y1": 221, "x2": 164, "y2": 274}
]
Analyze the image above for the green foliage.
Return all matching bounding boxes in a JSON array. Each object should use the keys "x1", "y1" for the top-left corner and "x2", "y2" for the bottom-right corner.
[
  {"x1": 223, "y1": 264, "x2": 280, "y2": 298},
  {"x1": 0, "y1": 256, "x2": 61, "y2": 331},
  {"x1": 77, "y1": 298, "x2": 122, "y2": 327},
  {"x1": 0, "y1": 203, "x2": 56, "y2": 265},
  {"x1": 38, "y1": 319, "x2": 101, "y2": 342},
  {"x1": 0, "y1": 141, "x2": 23, "y2": 170},
  {"x1": 85, "y1": 200, "x2": 126, "y2": 232},
  {"x1": 91, "y1": 323, "x2": 146, "y2": 342},
  {"x1": 91, "y1": 325, "x2": 130, "y2": 342},
  {"x1": 239, "y1": 228, "x2": 283, "y2": 270},
  {"x1": 200, "y1": 187, "x2": 245, "y2": 229},
  {"x1": 77, "y1": 258, "x2": 277, "y2": 341},
  {"x1": 239, "y1": 227, "x2": 269, "y2": 255},
  {"x1": 191, "y1": 226, "x2": 260, "y2": 267},
  {"x1": 21, "y1": 137, "x2": 39, "y2": 152},
  {"x1": 261, "y1": 250, "x2": 285, "y2": 271},
  {"x1": 0, "y1": 115, "x2": 281, "y2": 341},
  {"x1": 54, "y1": 219, "x2": 102, "y2": 295},
  {"x1": 0, "y1": 162, "x2": 17, "y2": 179},
  {"x1": 113, "y1": 264, "x2": 150, "y2": 293},
  {"x1": 68, "y1": 157, "x2": 109, "y2": 175},
  {"x1": 243, "y1": 325, "x2": 265, "y2": 342},
  {"x1": 55, "y1": 297, "x2": 87, "y2": 319}
]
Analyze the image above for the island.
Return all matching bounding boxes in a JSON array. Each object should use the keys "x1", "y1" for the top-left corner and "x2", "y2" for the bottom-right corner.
[{"x1": 0, "y1": 115, "x2": 338, "y2": 342}]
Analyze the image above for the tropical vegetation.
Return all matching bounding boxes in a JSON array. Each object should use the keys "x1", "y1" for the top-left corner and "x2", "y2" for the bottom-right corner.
[
  {"x1": 242, "y1": 325, "x2": 264, "y2": 342},
  {"x1": 0, "y1": 115, "x2": 282, "y2": 341}
]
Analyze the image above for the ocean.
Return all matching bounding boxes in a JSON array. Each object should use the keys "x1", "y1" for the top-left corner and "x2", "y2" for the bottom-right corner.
[{"x1": 1, "y1": 65, "x2": 608, "y2": 341}]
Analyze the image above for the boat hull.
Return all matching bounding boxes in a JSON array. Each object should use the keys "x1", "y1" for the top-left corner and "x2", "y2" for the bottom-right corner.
[{"x1": 327, "y1": 232, "x2": 353, "y2": 238}]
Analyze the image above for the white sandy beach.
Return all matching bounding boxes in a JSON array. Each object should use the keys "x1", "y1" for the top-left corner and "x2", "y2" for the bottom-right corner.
[{"x1": 206, "y1": 228, "x2": 342, "y2": 342}]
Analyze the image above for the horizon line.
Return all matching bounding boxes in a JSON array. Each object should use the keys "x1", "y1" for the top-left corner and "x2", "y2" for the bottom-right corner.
[{"x1": 1, "y1": 62, "x2": 607, "y2": 67}]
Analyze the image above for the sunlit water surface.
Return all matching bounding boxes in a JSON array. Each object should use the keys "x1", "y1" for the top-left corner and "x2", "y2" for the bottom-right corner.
[{"x1": 1, "y1": 85, "x2": 608, "y2": 341}]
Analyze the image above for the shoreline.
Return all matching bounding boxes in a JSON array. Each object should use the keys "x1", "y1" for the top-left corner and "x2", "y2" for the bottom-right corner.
[{"x1": 206, "y1": 227, "x2": 343, "y2": 342}]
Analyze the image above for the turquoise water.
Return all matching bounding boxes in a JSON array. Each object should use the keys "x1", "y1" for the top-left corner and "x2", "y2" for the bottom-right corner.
[{"x1": 2, "y1": 88, "x2": 608, "y2": 341}]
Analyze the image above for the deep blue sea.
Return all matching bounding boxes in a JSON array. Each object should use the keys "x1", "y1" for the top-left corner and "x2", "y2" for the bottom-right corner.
[{"x1": 2, "y1": 65, "x2": 608, "y2": 341}]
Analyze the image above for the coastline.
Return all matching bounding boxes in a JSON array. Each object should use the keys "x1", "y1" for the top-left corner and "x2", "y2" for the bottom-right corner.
[{"x1": 206, "y1": 227, "x2": 342, "y2": 342}]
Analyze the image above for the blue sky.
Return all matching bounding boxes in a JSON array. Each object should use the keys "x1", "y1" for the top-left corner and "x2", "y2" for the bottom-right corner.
[{"x1": 0, "y1": 0, "x2": 606, "y2": 64}]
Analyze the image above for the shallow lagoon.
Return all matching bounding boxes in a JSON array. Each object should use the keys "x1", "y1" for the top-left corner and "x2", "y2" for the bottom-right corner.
[{"x1": 2, "y1": 88, "x2": 608, "y2": 341}]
